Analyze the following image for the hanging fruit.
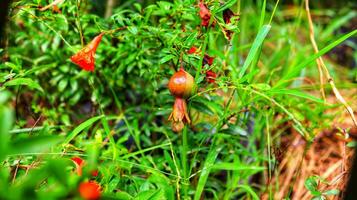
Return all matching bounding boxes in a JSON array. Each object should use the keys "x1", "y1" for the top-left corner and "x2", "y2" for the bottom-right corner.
[
  {"x1": 168, "y1": 67, "x2": 195, "y2": 99},
  {"x1": 168, "y1": 68, "x2": 196, "y2": 132}
]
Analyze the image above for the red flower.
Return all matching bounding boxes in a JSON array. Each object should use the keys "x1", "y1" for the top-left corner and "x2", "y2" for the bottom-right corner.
[
  {"x1": 168, "y1": 97, "x2": 191, "y2": 132},
  {"x1": 71, "y1": 157, "x2": 99, "y2": 177},
  {"x1": 203, "y1": 54, "x2": 214, "y2": 66},
  {"x1": 206, "y1": 70, "x2": 217, "y2": 83},
  {"x1": 78, "y1": 181, "x2": 101, "y2": 200},
  {"x1": 223, "y1": 8, "x2": 235, "y2": 24},
  {"x1": 199, "y1": 2, "x2": 211, "y2": 27},
  {"x1": 188, "y1": 46, "x2": 198, "y2": 54},
  {"x1": 72, "y1": 157, "x2": 84, "y2": 166},
  {"x1": 71, "y1": 157, "x2": 85, "y2": 176},
  {"x1": 70, "y1": 33, "x2": 104, "y2": 71},
  {"x1": 222, "y1": 8, "x2": 239, "y2": 40}
]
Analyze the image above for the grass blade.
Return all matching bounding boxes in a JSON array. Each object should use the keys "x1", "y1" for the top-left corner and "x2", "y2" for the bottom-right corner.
[
  {"x1": 63, "y1": 115, "x2": 104, "y2": 144},
  {"x1": 277, "y1": 29, "x2": 357, "y2": 87},
  {"x1": 268, "y1": 89, "x2": 325, "y2": 104},
  {"x1": 212, "y1": 163, "x2": 265, "y2": 171},
  {"x1": 194, "y1": 145, "x2": 221, "y2": 200},
  {"x1": 238, "y1": 25, "x2": 271, "y2": 79}
]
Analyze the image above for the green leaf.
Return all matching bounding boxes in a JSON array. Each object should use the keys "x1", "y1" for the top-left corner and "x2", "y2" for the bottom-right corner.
[
  {"x1": 238, "y1": 25, "x2": 271, "y2": 79},
  {"x1": 159, "y1": 55, "x2": 175, "y2": 65},
  {"x1": 58, "y1": 79, "x2": 68, "y2": 92},
  {"x1": 214, "y1": 0, "x2": 237, "y2": 13},
  {"x1": 0, "y1": 94, "x2": 13, "y2": 161},
  {"x1": 4, "y1": 78, "x2": 44, "y2": 92},
  {"x1": 251, "y1": 83, "x2": 271, "y2": 91},
  {"x1": 148, "y1": 170, "x2": 174, "y2": 199},
  {"x1": 304, "y1": 176, "x2": 321, "y2": 196},
  {"x1": 10, "y1": 135, "x2": 63, "y2": 155},
  {"x1": 185, "y1": 31, "x2": 198, "y2": 47},
  {"x1": 4, "y1": 62, "x2": 20, "y2": 71},
  {"x1": 194, "y1": 145, "x2": 221, "y2": 200},
  {"x1": 237, "y1": 185, "x2": 260, "y2": 200},
  {"x1": 116, "y1": 191, "x2": 133, "y2": 200},
  {"x1": 46, "y1": 159, "x2": 70, "y2": 186},
  {"x1": 277, "y1": 29, "x2": 357, "y2": 87},
  {"x1": 321, "y1": 12, "x2": 357, "y2": 39},
  {"x1": 135, "y1": 189, "x2": 162, "y2": 200},
  {"x1": 268, "y1": 89, "x2": 325, "y2": 103},
  {"x1": 323, "y1": 189, "x2": 339, "y2": 196},
  {"x1": 63, "y1": 115, "x2": 104, "y2": 144},
  {"x1": 212, "y1": 163, "x2": 265, "y2": 171}
]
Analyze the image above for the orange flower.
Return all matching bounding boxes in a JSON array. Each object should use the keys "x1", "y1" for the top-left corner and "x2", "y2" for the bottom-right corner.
[
  {"x1": 198, "y1": 2, "x2": 211, "y2": 27},
  {"x1": 70, "y1": 33, "x2": 104, "y2": 71},
  {"x1": 78, "y1": 181, "x2": 101, "y2": 200},
  {"x1": 168, "y1": 97, "x2": 191, "y2": 132}
]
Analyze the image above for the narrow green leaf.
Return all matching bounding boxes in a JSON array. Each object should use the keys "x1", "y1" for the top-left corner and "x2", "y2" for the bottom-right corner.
[
  {"x1": 321, "y1": 12, "x2": 356, "y2": 39},
  {"x1": 10, "y1": 135, "x2": 63, "y2": 155},
  {"x1": 268, "y1": 89, "x2": 325, "y2": 103},
  {"x1": 63, "y1": 115, "x2": 104, "y2": 144},
  {"x1": 251, "y1": 83, "x2": 271, "y2": 91},
  {"x1": 238, "y1": 25, "x2": 271, "y2": 79},
  {"x1": 4, "y1": 78, "x2": 44, "y2": 92},
  {"x1": 159, "y1": 55, "x2": 175, "y2": 65},
  {"x1": 237, "y1": 185, "x2": 260, "y2": 200},
  {"x1": 323, "y1": 189, "x2": 339, "y2": 196},
  {"x1": 214, "y1": 0, "x2": 237, "y2": 13},
  {"x1": 277, "y1": 29, "x2": 357, "y2": 87},
  {"x1": 212, "y1": 163, "x2": 265, "y2": 171},
  {"x1": 0, "y1": 96, "x2": 13, "y2": 161},
  {"x1": 194, "y1": 145, "x2": 221, "y2": 200}
]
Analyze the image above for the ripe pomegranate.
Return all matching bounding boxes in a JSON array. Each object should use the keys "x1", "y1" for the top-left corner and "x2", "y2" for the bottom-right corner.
[{"x1": 168, "y1": 68, "x2": 195, "y2": 99}]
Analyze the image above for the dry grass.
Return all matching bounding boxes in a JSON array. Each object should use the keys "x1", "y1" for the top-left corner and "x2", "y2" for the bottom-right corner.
[{"x1": 262, "y1": 90, "x2": 357, "y2": 199}]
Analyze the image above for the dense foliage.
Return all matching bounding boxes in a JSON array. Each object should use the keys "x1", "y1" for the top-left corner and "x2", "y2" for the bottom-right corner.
[{"x1": 0, "y1": 0, "x2": 356, "y2": 199}]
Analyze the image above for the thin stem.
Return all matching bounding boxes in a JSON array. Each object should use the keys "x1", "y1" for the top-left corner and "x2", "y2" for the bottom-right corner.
[
  {"x1": 181, "y1": 125, "x2": 189, "y2": 198},
  {"x1": 305, "y1": 0, "x2": 325, "y2": 100},
  {"x1": 305, "y1": 0, "x2": 357, "y2": 127},
  {"x1": 20, "y1": 8, "x2": 75, "y2": 52},
  {"x1": 76, "y1": 0, "x2": 84, "y2": 47},
  {"x1": 266, "y1": 113, "x2": 273, "y2": 200}
]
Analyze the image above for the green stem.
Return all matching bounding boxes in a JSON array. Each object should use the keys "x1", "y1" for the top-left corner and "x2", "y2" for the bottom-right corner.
[
  {"x1": 88, "y1": 76, "x2": 118, "y2": 160},
  {"x1": 181, "y1": 125, "x2": 189, "y2": 198},
  {"x1": 76, "y1": 0, "x2": 84, "y2": 46}
]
